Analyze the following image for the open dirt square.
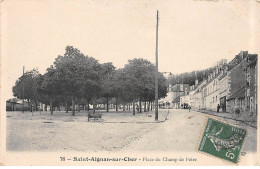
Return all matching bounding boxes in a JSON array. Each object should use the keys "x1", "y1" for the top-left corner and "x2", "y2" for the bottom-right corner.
[{"x1": 6, "y1": 109, "x2": 256, "y2": 152}]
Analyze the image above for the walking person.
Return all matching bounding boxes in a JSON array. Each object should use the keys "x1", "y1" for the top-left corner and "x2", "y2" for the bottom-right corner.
[
  {"x1": 136, "y1": 104, "x2": 140, "y2": 114},
  {"x1": 217, "y1": 104, "x2": 220, "y2": 113}
]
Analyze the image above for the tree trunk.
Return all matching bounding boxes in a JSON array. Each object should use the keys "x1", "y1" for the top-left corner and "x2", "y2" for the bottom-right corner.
[
  {"x1": 30, "y1": 99, "x2": 32, "y2": 112},
  {"x1": 78, "y1": 103, "x2": 80, "y2": 112},
  {"x1": 44, "y1": 104, "x2": 47, "y2": 111},
  {"x1": 31, "y1": 100, "x2": 33, "y2": 111},
  {"x1": 65, "y1": 100, "x2": 68, "y2": 113},
  {"x1": 151, "y1": 101, "x2": 153, "y2": 111},
  {"x1": 106, "y1": 97, "x2": 109, "y2": 112},
  {"x1": 133, "y1": 101, "x2": 135, "y2": 115},
  {"x1": 139, "y1": 99, "x2": 142, "y2": 113},
  {"x1": 93, "y1": 98, "x2": 96, "y2": 114},
  {"x1": 123, "y1": 104, "x2": 125, "y2": 111},
  {"x1": 39, "y1": 103, "x2": 42, "y2": 114},
  {"x1": 35, "y1": 101, "x2": 38, "y2": 111},
  {"x1": 72, "y1": 97, "x2": 75, "y2": 116},
  {"x1": 87, "y1": 100, "x2": 90, "y2": 111},
  {"x1": 27, "y1": 99, "x2": 29, "y2": 111},
  {"x1": 148, "y1": 100, "x2": 150, "y2": 111},
  {"x1": 144, "y1": 100, "x2": 147, "y2": 112},
  {"x1": 116, "y1": 98, "x2": 118, "y2": 112},
  {"x1": 50, "y1": 99, "x2": 53, "y2": 115}
]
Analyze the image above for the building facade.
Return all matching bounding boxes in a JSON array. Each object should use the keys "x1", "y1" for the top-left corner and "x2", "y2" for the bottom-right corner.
[
  {"x1": 159, "y1": 83, "x2": 189, "y2": 109},
  {"x1": 161, "y1": 51, "x2": 257, "y2": 114},
  {"x1": 245, "y1": 54, "x2": 258, "y2": 115},
  {"x1": 226, "y1": 51, "x2": 248, "y2": 113},
  {"x1": 6, "y1": 99, "x2": 29, "y2": 111},
  {"x1": 202, "y1": 66, "x2": 222, "y2": 111},
  {"x1": 193, "y1": 80, "x2": 207, "y2": 111},
  {"x1": 218, "y1": 65, "x2": 229, "y2": 112}
]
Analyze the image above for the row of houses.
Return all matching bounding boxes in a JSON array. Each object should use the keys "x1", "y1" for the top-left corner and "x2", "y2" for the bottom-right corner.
[
  {"x1": 160, "y1": 51, "x2": 258, "y2": 115},
  {"x1": 6, "y1": 99, "x2": 30, "y2": 111},
  {"x1": 6, "y1": 99, "x2": 72, "y2": 112}
]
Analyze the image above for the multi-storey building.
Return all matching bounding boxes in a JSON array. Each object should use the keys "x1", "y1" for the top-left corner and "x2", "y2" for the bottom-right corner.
[
  {"x1": 218, "y1": 64, "x2": 229, "y2": 112},
  {"x1": 193, "y1": 80, "x2": 207, "y2": 111},
  {"x1": 202, "y1": 67, "x2": 221, "y2": 111},
  {"x1": 159, "y1": 83, "x2": 189, "y2": 108},
  {"x1": 167, "y1": 51, "x2": 257, "y2": 114},
  {"x1": 180, "y1": 94, "x2": 190, "y2": 108},
  {"x1": 226, "y1": 51, "x2": 249, "y2": 112},
  {"x1": 189, "y1": 85, "x2": 196, "y2": 109},
  {"x1": 180, "y1": 79, "x2": 206, "y2": 110},
  {"x1": 171, "y1": 84, "x2": 190, "y2": 108},
  {"x1": 245, "y1": 54, "x2": 258, "y2": 115}
]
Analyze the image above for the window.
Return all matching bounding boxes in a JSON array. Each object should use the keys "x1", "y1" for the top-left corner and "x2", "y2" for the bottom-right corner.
[
  {"x1": 216, "y1": 96, "x2": 217, "y2": 102},
  {"x1": 213, "y1": 97, "x2": 214, "y2": 103}
]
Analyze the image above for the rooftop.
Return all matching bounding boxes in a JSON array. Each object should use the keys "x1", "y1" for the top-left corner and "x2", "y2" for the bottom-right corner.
[
  {"x1": 170, "y1": 84, "x2": 190, "y2": 92},
  {"x1": 227, "y1": 86, "x2": 245, "y2": 101}
]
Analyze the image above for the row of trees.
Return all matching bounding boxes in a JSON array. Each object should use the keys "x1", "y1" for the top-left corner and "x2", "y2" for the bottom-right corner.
[{"x1": 13, "y1": 46, "x2": 167, "y2": 116}]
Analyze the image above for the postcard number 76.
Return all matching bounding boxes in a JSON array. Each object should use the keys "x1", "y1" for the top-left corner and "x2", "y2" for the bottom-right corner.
[{"x1": 60, "y1": 157, "x2": 66, "y2": 161}]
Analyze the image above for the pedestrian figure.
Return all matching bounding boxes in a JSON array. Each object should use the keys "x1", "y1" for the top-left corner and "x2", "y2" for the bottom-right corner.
[
  {"x1": 136, "y1": 104, "x2": 139, "y2": 114},
  {"x1": 217, "y1": 104, "x2": 220, "y2": 113},
  {"x1": 188, "y1": 106, "x2": 191, "y2": 112}
]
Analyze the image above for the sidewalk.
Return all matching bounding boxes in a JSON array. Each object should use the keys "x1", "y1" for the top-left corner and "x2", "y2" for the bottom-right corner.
[{"x1": 197, "y1": 109, "x2": 257, "y2": 128}]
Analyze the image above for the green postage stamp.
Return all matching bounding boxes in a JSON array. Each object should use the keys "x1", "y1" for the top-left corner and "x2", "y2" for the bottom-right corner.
[{"x1": 198, "y1": 118, "x2": 247, "y2": 164}]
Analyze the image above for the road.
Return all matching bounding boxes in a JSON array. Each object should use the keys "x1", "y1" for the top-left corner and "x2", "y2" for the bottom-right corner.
[{"x1": 121, "y1": 109, "x2": 257, "y2": 153}]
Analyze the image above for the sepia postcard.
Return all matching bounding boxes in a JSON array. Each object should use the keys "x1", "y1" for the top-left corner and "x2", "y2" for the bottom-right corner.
[{"x1": 0, "y1": 0, "x2": 260, "y2": 166}]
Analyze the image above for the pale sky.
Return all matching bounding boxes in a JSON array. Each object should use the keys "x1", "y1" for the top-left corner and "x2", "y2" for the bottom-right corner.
[{"x1": 1, "y1": 0, "x2": 260, "y2": 99}]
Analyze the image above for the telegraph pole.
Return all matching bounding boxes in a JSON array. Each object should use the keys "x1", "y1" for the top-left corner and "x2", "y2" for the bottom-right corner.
[
  {"x1": 22, "y1": 66, "x2": 25, "y2": 113},
  {"x1": 155, "y1": 10, "x2": 159, "y2": 121}
]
